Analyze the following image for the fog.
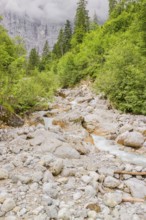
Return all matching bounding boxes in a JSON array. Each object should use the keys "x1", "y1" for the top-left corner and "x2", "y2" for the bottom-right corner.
[{"x1": 0, "y1": 0, "x2": 109, "y2": 23}]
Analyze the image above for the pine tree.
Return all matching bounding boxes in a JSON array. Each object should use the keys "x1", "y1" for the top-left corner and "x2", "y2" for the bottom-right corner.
[
  {"x1": 42, "y1": 40, "x2": 50, "y2": 58},
  {"x1": 28, "y1": 48, "x2": 39, "y2": 72},
  {"x1": 109, "y1": 0, "x2": 117, "y2": 15},
  {"x1": 53, "y1": 28, "x2": 65, "y2": 58},
  {"x1": 73, "y1": 0, "x2": 90, "y2": 44},
  {"x1": 39, "y1": 40, "x2": 51, "y2": 71},
  {"x1": 64, "y1": 20, "x2": 72, "y2": 53},
  {"x1": 90, "y1": 12, "x2": 99, "y2": 30}
]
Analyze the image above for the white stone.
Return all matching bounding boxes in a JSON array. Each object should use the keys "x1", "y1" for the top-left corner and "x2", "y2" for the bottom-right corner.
[
  {"x1": 104, "y1": 176, "x2": 120, "y2": 188},
  {"x1": 1, "y1": 198, "x2": 16, "y2": 212},
  {"x1": 73, "y1": 192, "x2": 82, "y2": 200},
  {"x1": 116, "y1": 131, "x2": 144, "y2": 148},
  {"x1": 58, "y1": 208, "x2": 71, "y2": 220},
  {"x1": 81, "y1": 175, "x2": 92, "y2": 184},
  {"x1": 103, "y1": 192, "x2": 122, "y2": 208},
  {"x1": 88, "y1": 210, "x2": 97, "y2": 219}
]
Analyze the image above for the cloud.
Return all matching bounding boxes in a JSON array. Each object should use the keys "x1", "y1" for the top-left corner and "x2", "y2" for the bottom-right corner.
[{"x1": 0, "y1": 0, "x2": 109, "y2": 23}]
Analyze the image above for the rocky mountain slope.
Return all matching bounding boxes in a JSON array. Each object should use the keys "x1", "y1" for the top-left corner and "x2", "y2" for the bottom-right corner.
[
  {"x1": 1, "y1": 11, "x2": 63, "y2": 53},
  {"x1": 0, "y1": 84, "x2": 146, "y2": 219}
]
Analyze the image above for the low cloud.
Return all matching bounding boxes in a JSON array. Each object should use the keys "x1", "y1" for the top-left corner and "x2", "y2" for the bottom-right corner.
[{"x1": 0, "y1": 0, "x2": 109, "y2": 23}]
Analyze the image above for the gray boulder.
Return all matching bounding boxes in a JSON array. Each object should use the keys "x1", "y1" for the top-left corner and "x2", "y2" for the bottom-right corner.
[
  {"x1": 125, "y1": 178, "x2": 146, "y2": 199},
  {"x1": 116, "y1": 131, "x2": 144, "y2": 148}
]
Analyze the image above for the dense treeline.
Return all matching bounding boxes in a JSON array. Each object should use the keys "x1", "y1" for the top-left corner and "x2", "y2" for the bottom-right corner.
[
  {"x1": 0, "y1": 0, "x2": 146, "y2": 115},
  {"x1": 54, "y1": 0, "x2": 146, "y2": 115}
]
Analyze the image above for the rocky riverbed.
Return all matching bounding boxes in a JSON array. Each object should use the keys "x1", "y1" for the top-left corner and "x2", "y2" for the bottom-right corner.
[{"x1": 0, "y1": 84, "x2": 146, "y2": 220}]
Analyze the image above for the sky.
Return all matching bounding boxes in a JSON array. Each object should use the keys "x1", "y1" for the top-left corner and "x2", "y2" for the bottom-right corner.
[{"x1": 0, "y1": 0, "x2": 109, "y2": 23}]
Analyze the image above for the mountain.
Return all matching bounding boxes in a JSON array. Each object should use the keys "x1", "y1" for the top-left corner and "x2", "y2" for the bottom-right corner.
[{"x1": 1, "y1": 11, "x2": 63, "y2": 53}]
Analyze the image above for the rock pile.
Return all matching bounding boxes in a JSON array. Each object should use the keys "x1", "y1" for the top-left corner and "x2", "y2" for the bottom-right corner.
[{"x1": 0, "y1": 84, "x2": 146, "y2": 219}]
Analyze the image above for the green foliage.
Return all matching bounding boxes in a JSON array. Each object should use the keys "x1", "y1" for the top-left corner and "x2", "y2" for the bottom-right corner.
[
  {"x1": 39, "y1": 41, "x2": 51, "y2": 71},
  {"x1": 53, "y1": 20, "x2": 72, "y2": 58},
  {"x1": 72, "y1": 0, "x2": 89, "y2": 45},
  {"x1": 56, "y1": 0, "x2": 146, "y2": 115},
  {"x1": 27, "y1": 48, "x2": 40, "y2": 72},
  {"x1": 0, "y1": 23, "x2": 59, "y2": 114}
]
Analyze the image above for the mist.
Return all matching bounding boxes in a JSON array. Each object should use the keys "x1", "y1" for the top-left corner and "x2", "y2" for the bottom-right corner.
[{"x1": 0, "y1": 0, "x2": 109, "y2": 23}]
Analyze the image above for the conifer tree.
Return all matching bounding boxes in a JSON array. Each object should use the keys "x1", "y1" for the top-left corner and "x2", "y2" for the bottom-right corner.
[
  {"x1": 39, "y1": 40, "x2": 51, "y2": 71},
  {"x1": 53, "y1": 28, "x2": 65, "y2": 58},
  {"x1": 28, "y1": 48, "x2": 39, "y2": 72},
  {"x1": 109, "y1": 0, "x2": 117, "y2": 14},
  {"x1": 64, "y1": 20, "x2": 72, "y2": 53},
  {"x1": 73, "y1": 0, "x2": 89, "y2": 44}
]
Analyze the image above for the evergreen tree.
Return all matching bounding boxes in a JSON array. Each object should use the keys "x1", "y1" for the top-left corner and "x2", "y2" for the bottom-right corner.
[
  {"x1": 109, "y1": 0, "x2": 117, "y2": 15},
  {"x1": 73, "y1": 0, "x2": 90, "y2": 44},
  {"x1": 64, "y1": 20, "x2": 72, "y2": 53},
  {"x1": 53, "y1": 28, "x2": 65, "y2": 58},
  {"x1": 42, "y1": 40, "x2": 50, "y2": 58},
  {"x1": 28, "y1": 48, "x2": 39, "y2": 72},
  {"x1": 90, "y1": 12, "x2": 99, "y2": 30},
  {"x1": 39, "y1": 40, "x2": 51, "y2": 71}
]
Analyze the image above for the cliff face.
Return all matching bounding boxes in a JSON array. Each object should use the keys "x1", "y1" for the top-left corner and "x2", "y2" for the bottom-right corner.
[{"x1": 1, "y1": 11, "x2": 63, "y2": 53}]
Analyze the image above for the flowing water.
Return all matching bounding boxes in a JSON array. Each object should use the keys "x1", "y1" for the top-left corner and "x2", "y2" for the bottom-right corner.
[
  {"x1": 92, "y1": 135, "x2": 146, "y2": 167},
  {"x1": 41, "y1": 111, "x2": 146, "y2": 167}
]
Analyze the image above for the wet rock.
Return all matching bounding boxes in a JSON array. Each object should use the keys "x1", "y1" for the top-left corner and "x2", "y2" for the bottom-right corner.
[
  {"x1": 116, "y1": 131, "x2": 144, "y2": 148},
  {"x1": 104, "y1": 176, "x2": 120, "y2": 188},
  {"x1": 1, "y1": 198, "x2": 16, "y2": 212},
  {"x1": 103, "y1": 192, "x2": 122, "y2": 207}
]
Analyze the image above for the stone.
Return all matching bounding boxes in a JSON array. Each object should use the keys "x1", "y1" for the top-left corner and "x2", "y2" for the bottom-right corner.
[
  {"x1": 0, "y1": 169, "x2": 8, "y2": 180},
  {"x1": 54, "y1": 144, "x2": 80, "y2": 159},
  {"x1": 32, "y1": 172, "x2": 43, "y2": 182},
  {"x1": 5, "y1": 217, "x2": 17, "y2": 220},
  {"x1": 0, "y1": 192, "x2": 7, "y2": 203},
  {"x1": 81, "y1": 175, "x2": 92, "y2": 184},
  {"x1": 104, "y1": 176, "x2": 120, "y2": 188},
  {"x1": 87, "y1": 210, "x2": 97, "y2": 219},
  {"x1": 32, "y1": 206, "x2": 44, "y2": 215},
  {"x1": 43, "y1": 183, "x2": 58, "y2": 199},
  {"x1": 46, "y1": 205, "x2": 58, "y2": 219},
  {"x1": 0, "y1": 105, "x2": 24, "y2": 127},
  {"x1": 11, "y1": 174, "x2": 32, "y2": 184},
  {"x1": 73, "y1": 192, "x2": 82, "y2": 200},
  {"x1": 1, "y1": 198, "x2": 16, "y2": 212},
  {"x1": 116, "y1": 131, "x2": 144, "y2": 148},
  {"x1": 85, "y1": 185, "x2": 97, "y2": 198},
  {"x1": 103, "y1": 192, "x2": 122, "y2": 208},
  {"x1": 49, "y1": 158, "x2": 64, "y2": 176},
  {"x1": 86, "y1": 204, "x2": 101, "y2": 213},
  {"x1": 125, "y1": 178, "x2": 146, "y2": 199},
  {"x1": 58, "y1": 208, "x2": 71, "y2": 220}
]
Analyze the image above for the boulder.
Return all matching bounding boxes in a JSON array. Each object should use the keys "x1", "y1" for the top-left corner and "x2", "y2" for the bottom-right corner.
[
  {"x1": 54, "y1": 144, "x2": 80, "y2": 159},
  {"x1": 1, "y1": 198, "x2": 16, "y2": 212},
  {"x1": 104, "y1": 176, "x2": 120, "y2": 189},
  {"x1": 103, "y1": 192, "x2": 122, "y2": 208},
  {"x1": 124, "y1": 178, "x2": 146, "y2": 199},
  {"x1": 0, "y1": 105, "x2": 24, "y2": 127},
  {"x1": 116, "y1": 131, "x2": 144, "y2": 148}
]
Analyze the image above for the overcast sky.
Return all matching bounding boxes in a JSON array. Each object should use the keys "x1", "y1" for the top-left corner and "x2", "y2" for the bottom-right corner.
[{"x1": 0, "y1": 0, "x2": 109, "y2": 23}]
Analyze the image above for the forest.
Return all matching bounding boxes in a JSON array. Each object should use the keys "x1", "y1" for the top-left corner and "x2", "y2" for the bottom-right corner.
[{"x1": 0, "y1": 0, "x2": 146, "y2": 115}]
